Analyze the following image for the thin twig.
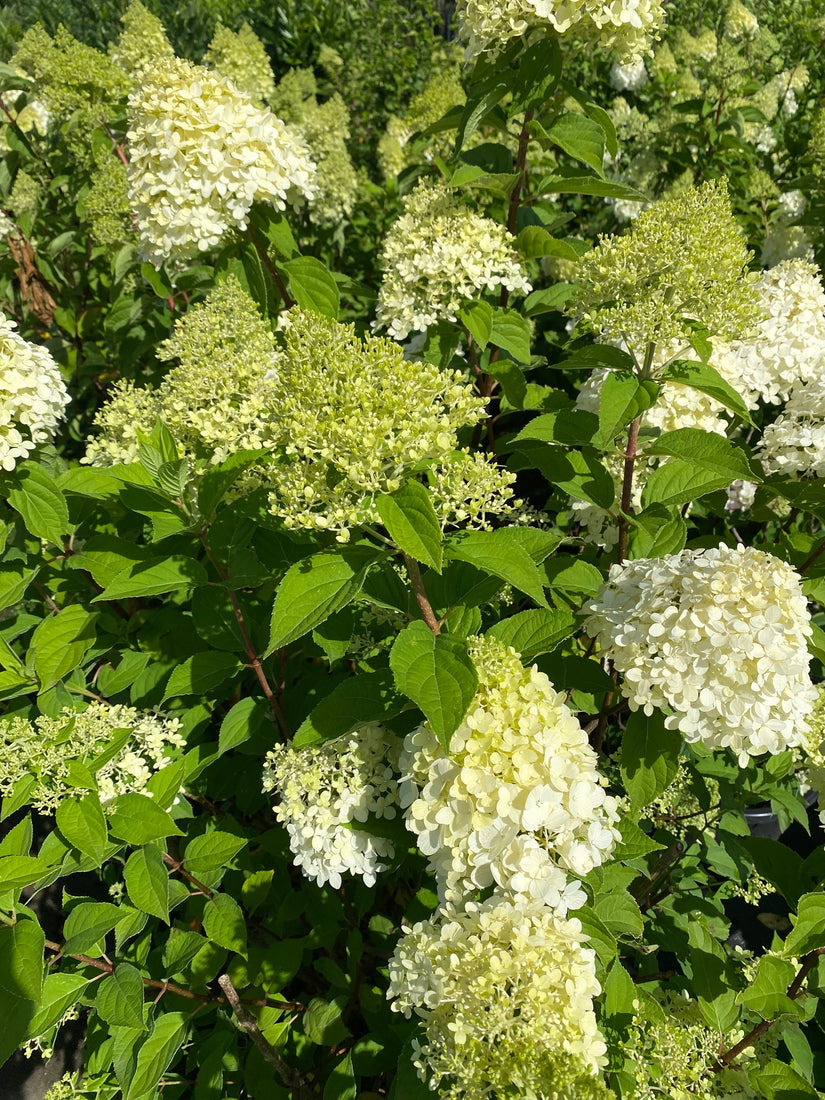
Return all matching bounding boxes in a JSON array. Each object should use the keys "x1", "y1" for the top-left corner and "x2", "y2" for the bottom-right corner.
[
  {"x1": 218, "y1": 974, "x2": 303, "y2": 1090},
  {"x1": 246, "y1": 225, "x2": 294, "y2": 308},
  {"x1": 616, "y1": 416, "x2": 641, "y2": 563},
  {"x1": 161, "y1": 852, "x2": 215, "y2": 899}
]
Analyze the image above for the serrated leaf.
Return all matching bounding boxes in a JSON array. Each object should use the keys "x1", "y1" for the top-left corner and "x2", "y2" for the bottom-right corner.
[
  {"x1": 56, "y1": 796, "x2": 107, "y2": 865},
  {"x1": 96, "y1": 650, "x2": 151, "y2": 697},
  {"x1": 202, "y1": 893, "x2": 247, "y2": 957},
  {"x1": 93, "y1": 556, "x2": 207, "y2": 602},
  {"x1": 621, "y1": 710, "x2": 681, "y2": 809},
  {"x1": 737, "y1": 955, "x2": 800, "y2": 1020},
  {"x1": 458, "y1": 300, "x2": 493, "y2": 349},
  {"x1": 282, "y1": 256, "x2": 339, "y2": 319},
  {"x1": 107, "y1": 794, "x2": 183, "y2": 846},
  {"x1": 509, "y1": 441, "x2": 615, "y2": 509},
  {"x1": 162, "y1": 929, "x2": 206, "y2": 973},
  {"x1": 453, "y1": 81, "x2": 509, "y2": 157},
  {"x1": 267, "y1": 547, "x2": 381, "y2": 654},
  {"x1": 486, "y1": 608, "x2": 576, "y2": 661},
  {"x1": 377, "y1": 480, "x2": 442, "y2": 572},
  {"x1": 27, "y1": 972, "x2": 88, "y2": 1038},
  {"x1": 548, "y1": 112, "x2": 606, "y2": 174},
  {"x1": 183, "y1": 832, "x2": 247, "y2": 876},
  {"x1": 561, "y1": 344, "x2": 635, "y2": 371},
  {"x1": 510, "y1": 38, "x2": 562, "y2": 112},
  {"x1": 0, "y1": 917, "x2": 45, "y2": 1065},
  {"x1": 0, "y1": 854, "x2": 52, "y2": 892},
  {"x1": 63, "y1": 902, "x2": 123, "y2": 956},
  {"x1": 754, "y1": 1059, "x2": 821, "y2": 1098},
  {"x1": 662, "y1": 359, "x2": 753, "y2": 424},
  {"x1": 218, "y1": 697, "x2": 269, "y2": 756},
  {"x1": 30, "y1": 606, "x2": 96, "y2": 691},
  {"x1": 324, "y1": 1050, "x2": 357, "y2": 1100},
  {"x1": 444, "y1": 529, "x2": 549, "y2": 607},
  {"x1": 597, "y1": 372, "x2": 643, "y2": 446},
  {"x1": 96, "y1": 963, "x2": 148, "y2": 1030},
  {"x1": 304, "y1": 996, "x2": 349, "y2": 1046},
  {"x1": 163, "y1": 652, "x2": 242, "y2": 700},
  {"x1": 490, "y1": 308, "x2": 532, "y2": 362},
  {"x1": 783, "y1": 893, "x2": 825, "y2": 958},
  {"x1": 124, "y1": 847, "x2": 170, "y2": 922},
  {"x1": 293, "y1": 670, "x2": 406, "y2": 748},
  {"x1": 539, "y1": 173, "x2": 646, "y2": 200},
  {"x1": 390, "y1": 621, "x2": 477, "y2": 750},
  {"x1": 124, "y1": 1011, "x2": 188, "y2": 1100},
  {"x1": 6, "y1": 462, "x2": 70, "y2": 546},
  {"x1": 687, "y1": 921, "x2": 740, "y2": 1032}
]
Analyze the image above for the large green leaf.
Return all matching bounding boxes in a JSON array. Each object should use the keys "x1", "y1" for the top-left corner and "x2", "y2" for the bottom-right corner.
[
  {"x1": 267, "y1": 547, "x2": 381, "y2": 654},
  {"x1": 661, "y1": 360, "x2": 753, "y2": 424},
  {"x1": 293, "y1": 670, "x2": 407, "y2": 748},
  {"x1": 377, "y1": 480, "x2": 442, "y2": 572},
  {"x1": 620, "y1": 710, "x2": 681, "y2": 810},
  {"x1": 444, "y1": 529, "x2": 549, "y2": 608},
  {"x1": 162, "y1": 652, "x2": 243, "y2": 700},
  {"x1": 107, "y1": 794, "x2": 183, "y2": 846},
  {"x1": 642, "y1": 431, "x2": 757, "y2": 509},
  {"x1": 124, "y1": 847, "x2": 170, "y2": 923},
  {"x1": 30, "y1": 605, "x2": 96, "y2": 690},
  {"x1": 547, "y1": 112, "x2": 606, "y2": 175},
  {"x1": 6, "y1": 462, "x2": 71, "y2": 546},
  {"x1": 202, "y1": 894, "x2": 247, "y2": 957},
  {"x1": 95, "y1": 963, "x2": 148, "y2": 1031},
  {"x1": 389, "y1": 621, "x2": 477, "y2": 751},
  {"x1": 282, "y1": 256, "x2": 339, "y2": 319},
  {"x1": 486, "y1": 608, "x2": 576, "y2": 661},
  {"x1": 0, "y1": 916, "x2": 44, "y2": 1066},
  {"x1": 124, "y1": 1011, "x2": 188, "y2": 1100},
  {"x1": 55, "y1": 795, "x2": 108, "y2": 865},
  {"x1": 93, "y1": 556, "x2": 206, "y2": 602}
]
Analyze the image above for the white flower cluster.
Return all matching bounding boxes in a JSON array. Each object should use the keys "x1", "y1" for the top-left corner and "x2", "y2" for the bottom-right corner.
[
  {"x1": 0, "y1": 313, "x2": 69, "y2": 471},
  {"x1": 585, "y1": 544, "x2": 817, "y2": 764},
  {"x1": 610, "y1": 56, "x2": 648, "y2": 91},
  {"x1": 387, "y1": 896, "x2": 610, "y2": 1100},
  {"x1": 400, "y1": 636, "x2": 619, "y2": 912},
  {"x1": 758, "y1": 375, "x2": 825, "y2": 477},
  {"x1": 262, "y1": 724, "x2": 401, "y2": 889},
  {"x1": 724, "y1": 0, "x2": 758, "y2": 40},
  {"x1": 722, "y1": 261, "x2": 825, "y2": 406},
  {"x1": 459, "y1": 0, "x2": 665, "y2": 61},
  {"x1": 725, "y1": 478, "x2": 757, "y2": 512},
  {"x1": 796, "y1": 686, "x2": 825, "y2": 827},
  {"x1": 127, "y1": 57, "x2": 316, "y2": 263},
  {"x1": 374, "y1": 179, "x2": 531, "y2": 341},
  {"x1": 0, "y1": 703, "x2": 184, "y2": 813}
]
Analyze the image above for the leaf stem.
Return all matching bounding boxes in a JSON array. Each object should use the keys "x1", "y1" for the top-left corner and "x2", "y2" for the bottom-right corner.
[
  {"x1": 246, "y1": 225, "x2": 294, "y2": 308},
  {"x1": 616, "y1": 416, "x2": 641, "y2": 563},
  {"x1": 404, "y1": 554, "x2": 441, "y2": 634}
]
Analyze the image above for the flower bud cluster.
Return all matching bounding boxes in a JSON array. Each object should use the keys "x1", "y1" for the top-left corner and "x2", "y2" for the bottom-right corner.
[
  {"x1": 204, "y1": 22, "x2": 276, "y2": 105},
  {"x1": 109, "y1": 0, "x2": 174, "y2": 82},
  {"x1": 459, "y1": 0, "x2": 665, "y2": 62},
  {"x1": 0, "y1": 703, "x2": 184, "y2": 813},
  {"x1": 375, "y1": 179, "x2": 531, "y2": 341},
  {"x1": 262, "y1": 724, "x2": 401, "y2": 889},
  {"x1": 585, "y1": 544, "x2": 816, "y2": 764},
  {"x1": 387, "y1": 896, "x2": 610, "y2": 1100},
  {"x1": 0, "y1": 313, "x2": 69, "y2": 471},
  {"x1": 127, "y1": 57, "x2": 316, "y2": 262},
  {"x1": 400, "y1": 635, "x2": 620, "y2": 911}
]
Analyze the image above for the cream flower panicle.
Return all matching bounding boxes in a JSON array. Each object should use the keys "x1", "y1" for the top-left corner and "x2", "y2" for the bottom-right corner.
[
  {"x1": 585, "y1": 544, "x2": 816, "y2": 764},
  {"x1": 109, "y1": 0, "x2": 174, "y2": 82},
  {"x1": 459, "y1": 0, "x2": 665, "y2": 61},
  {"x1": 387, "y1": 895, "x2": 610, "y2": 1100},
  {"x1": 262, "y1": 724, "x2": 400, "y2": 889},
  {"x1": 127, "y1": 57, "x2": 316, "y2": 263},
  {"x1": 721, "y1": 260, "x2": 825, "y2": 407},
  {"x1": 757, "y1": 375, "x2": 825, "y2": 478},
  {"x1": 0, "y1": 313, "x2": 69, "y2": 471},
  {"x1": 0, "y1": 703, "x2": 185, "y2": 813},
  {"x1": 374, "y1": 179, "x2": 531, "y2": 342},
  {"x1": 400, "y1": 636, "x2": 619, "y2": 911},
  {"x1": 204, "y1": 22, "x2": 276, "y2": 106}
]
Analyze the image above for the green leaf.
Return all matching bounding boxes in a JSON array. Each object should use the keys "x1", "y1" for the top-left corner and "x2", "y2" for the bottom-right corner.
[
  {"x1": 458, "y1": 300, "x2": 493, "y2": 349},
  {"x1": 754, "y1": 1059, "x2": 821, "y2": 1099},
  {"x1": 487, "y1": 358, "x2": 527, "y2": 408},
  {"x1": 661, "y1": 360, "x2": 753, "y2": 425},
  {"x1": 583, "y1": 101, "x2": 618, "y2": 159},
  {"x1": 282, "y1": 256, "x2": 340, "y2": 319},
  {"x1": 720, "y1": 833, "x2": 804, "y2": 908},
  {"x1": 124, "y1": 847, "x2": 170, "y2": 922},
  {"x1": 509, "y1": 442, "x2": 615, "y2": 509},
  {"x1": 0, "y1": 561, "x2": 38, "y2": 612},
  {"x1": 621, "y1": 710, "x2": 681, "y2": 809},
  {"x1": 737, "y1": 955, "x2": 800, "y2": 1020},
  {"x1": 547, "y1": 112, "x2": 606, "y2": 175},
  {"x1": 183, "y1": 832, "x2": 247, "y2": 876},
  {"x1": 597, "y1": 372, "x2": 643, "y2": 446},
  {"x1": 27, "y1": 973, "x2": 88, "y2": 1038},
  {"x1": 0, "y1": 854, "x2": 51, "y2": 892},
  {"x1": 0, "y1": 916, "x2": 45, "y2": 1065},
  {"x1": 63, "y1": 902, "x2": 123, "y2": 956},
  {"x1": 303, "y1": 996, "x2": 349, "y2": 1046},
  {"x1": 95, "y1": 963, "x2": 148, "y2": 1030},
  {"x1": 560, "y1": 345, "x2": 635, "y2": 372},
  {"x1": 56, "y1": 795, "x2": 107, "y2": 865},
  {"x1": 293, "y1": 670, "x2": 406, "y2": 748},
  {"x1": 107, "y1": 794, "x2": 183, "y2": 846},
  {"x1": 645, "y1": 429, "x2": 756, "y2": 479},
  {"x1": 514, "y1": 409, "x2": 599, "y2": 447},
  {"x1": 240, "y1": 238, "x2": 275, "y2": 315},
  {"x1": 377, "y1": 481, "x2": 442, "y2": 572},
  {"x1": 523, "y1": 283, "x2": 577, "y2": 315},
  {"x1": 6, "y1": 462, "x2": 70, "y2": 546},
  {"x1": 453, "y1": 81, "x2": 509, "y2": 157},
  {"x1": 163, "y1": 652, "x2": 243, "y2": 700},
  {"x1": 93, "y1": 556, "x2": 207, "y2": 602},
  {"x1": 486, "y1": 608, "x2": 576, "y2": 661},
  {"x1": 324, "y1": 1051, "x2": 357, "y2": 1100},
  {"x1": 218, "y1": 697, "x2": 269, "y2": 756},
  {"x1": 543, "y1": 557, "x2": 603, "y2": 595},
  {"x1": 687, "y1": 921, "x2": 740, "y2": 1032},
  {"x1": 197, "y1": 450, "x2": 267, "y2": 521},
  {"x1": 445, "y1": 529, "x2": 549, "y2": 607},
  {"x1": 30, "y1": 605, "x2": 96, "y2": 690},
  {"x1": 489, "y1": 308, "x2": 532, "y2": 362},
  {"x1": 628, "y1": 504, "x2": 687, "y2": 559},
  {"x1": 202, "y1": 893, "x2": 247, "y2": 957},
  {"x1": 96, "y1": 651, "x2": 151, "y2": 697},
  {"x1": 267, "y1": 547, "x2": 381, "y2": 654},
  {"x1": 124, "y1": 1011, "x2": 188, "y2": 1100},
  {"x1": 162, "y1": 929, "x2": 206, "y2": 974},
  {"x1": 783, "y1": 893, "x2": 825, "y2": 958},
  {"x1": 140, "y1": 262, "x2": 173, "y2": 298},
  {"x1": 509, "y1": 38, "x2": 562, "y2": 113},
  {"x1": 603, "y1": 960, "x2": 637, "y2": 1020},
  {"x1": 390, "y1": 621, "x2": 478, "y2": 751},
  {"x1": 538, "y1": 173, "x2": 646, "y2": 200}
]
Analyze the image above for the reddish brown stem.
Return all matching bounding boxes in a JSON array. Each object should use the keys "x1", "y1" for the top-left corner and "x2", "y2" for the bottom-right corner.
[
  {"x1": 247, "y1": 225, "x2": 294, "y2": 308},
  {"x1": 717, "y1": 947, "x2": 825, "y2": 1066},
  {"x1": 162, "y1": 852, "x2": 214, "y2": 898},
  {"x1": 218, "y1": 974, "x2": 303, "y2": 1089},
  {"x1": 404, "y1": 555, "x2": 441, "y2": 634}
]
